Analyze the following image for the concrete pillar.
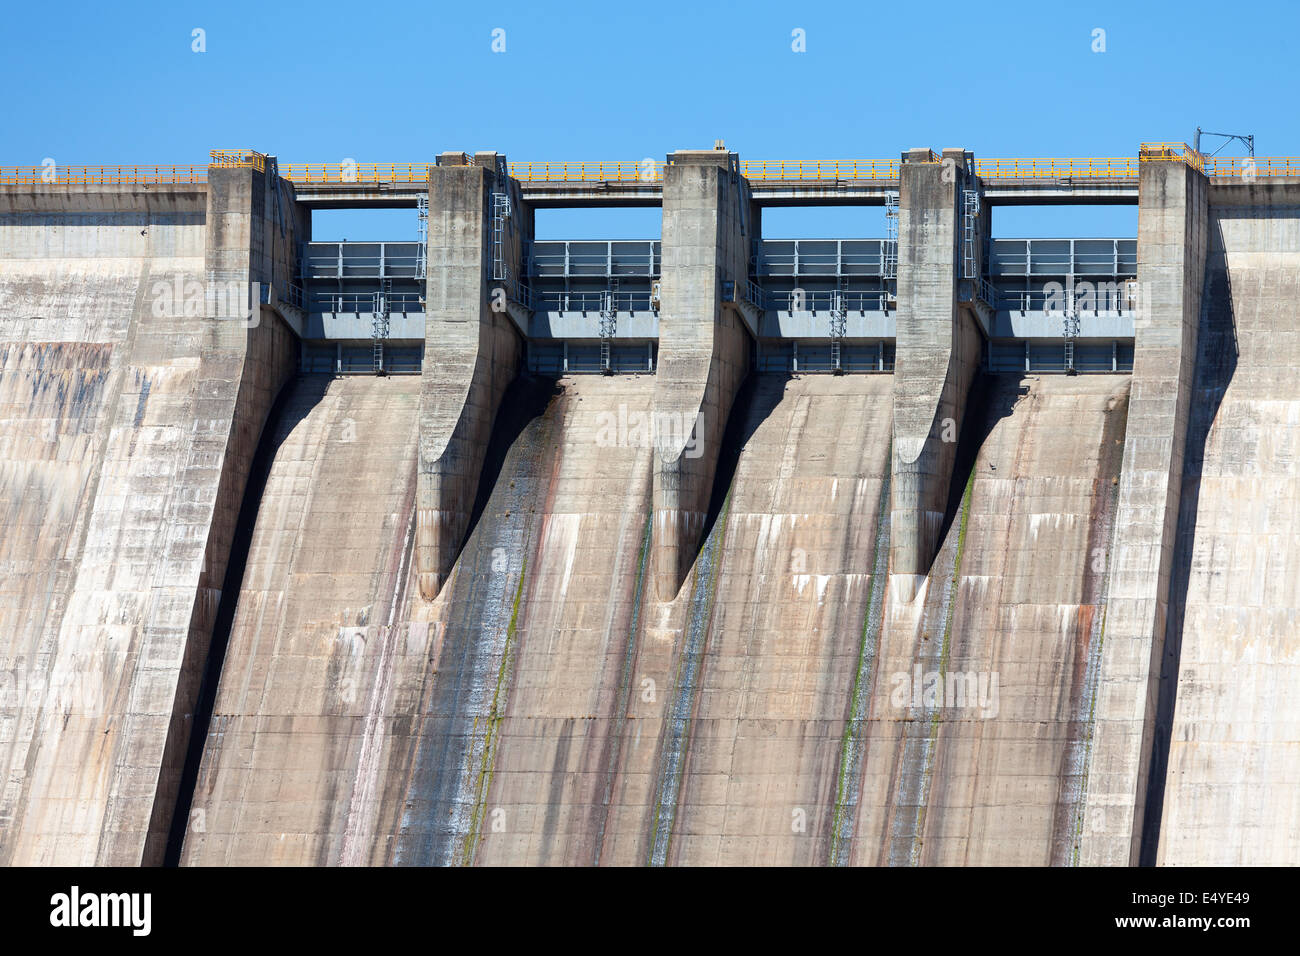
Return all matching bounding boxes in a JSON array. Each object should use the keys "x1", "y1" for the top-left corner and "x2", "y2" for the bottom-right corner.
[
  {"x1": 416, "y1": 152, "x2": 528, "y2": 599},
  {"x1": 652, "y1": 149, "x2": 755, "y2": 599},
  {"x1": 890, "y1": 147, "x2": 984, "y2": 601},
  {"x1": 1079, "y1": 156, "x2": 1207, "y2": 865},
  {"x1": 136, "y1": 160, "x2": 301, "y2": 864}
]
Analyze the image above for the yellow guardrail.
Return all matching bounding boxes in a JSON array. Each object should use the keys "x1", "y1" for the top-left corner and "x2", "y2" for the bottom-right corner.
[
  {"x1": 975, "y1": 157, "x2": 1138, "y2": 178},
  {"x1": 1138, "y1": 142, "x2": 1204, "y2": 170},
  {"x1": 508, "y1": 161, "x2": 661, "y2": 182},
  {"x1": 7, "y1": 151, "x2": 1300, "y2": 188},
  {"x1": 1204, "y1": 156, "x2": 1300, "y2": 178},
  {"x1": 279, "y1": 163, "x2": 429, "y2": 184},
  {"x1": 210, "y1": 149, "x2": 266, "y2": 171},
  {"x1": 0, "y1": 165, "x2": 208, "y2": 184},
  {"x1": 741, "y1": 159, "x2": 901, "y2": 180}
]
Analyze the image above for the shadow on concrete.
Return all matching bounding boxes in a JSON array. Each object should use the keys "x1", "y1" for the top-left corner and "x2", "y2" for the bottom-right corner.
[
  {"x1": 458, "y1": 372, "x2": 563, "y2": 556},
  {"x1": 699, "y1": 372, "x2": 786, "y2": 551},
  {"x1": 933, "y1": 371, "x2": 1020, "y2": 555},
  {"x1": 163, "y1": 373, "x2": 327, "y2": 866},
  {"x1": 1139, "y1": 227, "x2": 1238, "y2": 866}
]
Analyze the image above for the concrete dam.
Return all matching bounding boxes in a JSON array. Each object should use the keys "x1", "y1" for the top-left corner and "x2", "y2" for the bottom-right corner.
[{"x1": 0, "y1": 144, "x2": 1296, "y2": 867}]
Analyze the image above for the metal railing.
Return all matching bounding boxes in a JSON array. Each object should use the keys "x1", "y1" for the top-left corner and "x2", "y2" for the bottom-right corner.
[
  {"x1": 1138, "y1": 142, "x2": 1204, "y2": 169},
  {"x1": 210, "y1": 149, "x2": 266, "y2": 171},
  {"x1": 975, "y1": 157, "x2": 1138, "y2": 179},
  {"x1": 534, "y1": 290, "x2": 657, "y2": 312},
  {"x1": 7, "y1": 150, "x2": 1300, "y2": 188},
  {"x1": 0, "y1": 164, "x2": 209, "y2": 184},
  {"x1": 1204, "y1": 156, "x2": 1300, "y2": 178},
  {"x1": 742, "y1": 159, "x2": 901, "y2": 180},
  {"x1": 310, "y1": 292, "x2": 425, "y2": 313},
  {"x1": 766, "y1": 290, "x2": 891, "y2": 312},
  {"x1": 509, "y1": 161, "x2": 660, "y2": 182},
  {"x1": 280, "y1": 163, "x2": 428, "y2": 185},
  {"x1": 995, "y1": 287, "x2": 1135, "y2": 312}
]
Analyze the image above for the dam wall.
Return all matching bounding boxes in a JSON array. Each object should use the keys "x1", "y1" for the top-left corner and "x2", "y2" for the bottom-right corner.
[
  {"x1": 0, "y1": 168, "x2": 300, "y2": 864},
  {"x1": 2, "y1": 146, "x2": 1296, "y2": 866}
]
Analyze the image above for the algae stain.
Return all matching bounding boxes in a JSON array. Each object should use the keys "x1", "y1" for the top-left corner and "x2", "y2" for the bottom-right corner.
[
  {"x1": 828, "y1": 443, "x2": 892, "y2": 866},
  {"x1": 460, "y1": 555, "x2": 527, "y2": 866},
  {"x1": 646, "y1": 487, "x2": 732, "y2": 867},
  {"x1": 909, "y1": 461, "x2": 976, "y2": 866}
]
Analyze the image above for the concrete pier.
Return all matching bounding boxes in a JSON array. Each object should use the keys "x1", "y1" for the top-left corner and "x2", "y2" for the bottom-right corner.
[
  {"x1": 1079, "y1": 156, "x2": 1207, "y2": 866},
  {"x1": 416, "y1": 152, "x2": 528, "y2": 599},
  {"x1": 652, "y1": 149, "x2": 755, "y2": 599},
  {"x1": 890, "y1": 148, "x2": 984, "y2": 602}
]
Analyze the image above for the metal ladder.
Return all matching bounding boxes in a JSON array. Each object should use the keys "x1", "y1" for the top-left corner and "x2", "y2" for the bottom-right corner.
[
  {"x1": 883, "y1": 191, "x2": 899, "y2": 280},
  {"x1": 491, "y1": 191, "x2": 510, "y2": 282},
  {"x1": 830, "y1": 282, "x2": 848, "y2": 374},
  {"x1": 962, "y1": 188, "x2": 980, "y2": 279},
  {"x1": 1063, "y1": 308, "x2": 1080, "y2": 374},
  {"x1": 599, "y1": 280, "x2": 618, "y2": 374},
  {"x1": 416, "y1": 195, "x2": 428, "y2": 280},
  {"x1": 372, "y1": 283, "x2": 390, "y2": 374}
]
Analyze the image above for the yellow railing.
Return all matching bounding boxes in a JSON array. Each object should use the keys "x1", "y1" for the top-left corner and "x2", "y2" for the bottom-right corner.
[
  {"x1": 508, "y1": 161, "x2": 661, "y2": 182},
  {"x1": 0, "y1": 164, "x2": 208, "y2": 184},
  {"x1": 975, "y1": 157, "x2": 1138, "y2": 179},
  {"x1": 1204, "y1": 156, "x2": 1300, "y2": 178},
  {"x1": 741, "y1": 159, "x2": 901, "y2": 180},
  {"x1": 7, "y1": 152, "x2": 1300, "y2": 188},
  {"x1": 1138, "y1": 142, "x2": 1204, "y2": 170},
  {"x1": 279, "y1": 163, "x2": 429, "y2": 184},
  {"x1": 210, "y1": 149, "x2": 266, "y2": 171}
]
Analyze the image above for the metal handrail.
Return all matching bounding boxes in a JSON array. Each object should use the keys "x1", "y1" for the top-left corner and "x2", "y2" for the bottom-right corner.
[
  {"x1": 210, "y1": 149, "x2": 266, "y2": 171},
  {"x1": 280, "y1": 163, "x2": 429, "y2": 184},
  {"x1": 8, "y1": 151, "x2": 1300, "y2": 188},
  {"x1": 509, "y1": 161, "x2": 661, "y2": 182},
  {"x1": 742, "y1": 159, "x2": 901, "y2": 180},
  {"x1": 975, "y1": 157, "x2": 1138, "y2": 179},
  {"x1": 0, "y1": 164, "x2": 209, "y2": 185}
]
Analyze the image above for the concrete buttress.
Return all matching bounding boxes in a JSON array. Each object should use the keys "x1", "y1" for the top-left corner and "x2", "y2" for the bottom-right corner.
[
  {"x1": 890, "y1": 148, "x2": 984, "y2": 602},
  {"x1": 416, "y1": 153, "x2": 528, "y2": 600},
  {"x1": 1078, "y1": 156, "x2": 1207, "y2": 866},
  {"x1": 652, "y1": 149, "x2": 754, "y2": 600}
]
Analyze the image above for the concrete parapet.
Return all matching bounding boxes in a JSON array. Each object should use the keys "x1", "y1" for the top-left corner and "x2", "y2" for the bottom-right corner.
[
  {"x1": 651, "y1": 149, "x2": 754, "y2": 600},
  {"x1": 1078, "y1": 157, "x2": 1207, "y2": 866},
  {"x1": 889, "y1": 147, "x2": 984, "y2": 601},
  {"x1": 416, "y1": 154, "x2": 528, "y2": 599}
]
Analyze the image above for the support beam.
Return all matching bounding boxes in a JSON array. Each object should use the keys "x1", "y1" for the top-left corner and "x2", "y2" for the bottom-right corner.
[
  {"x1": 1079, "y1": 156, "x2": 1207, "y2": 865},
  {"x1": 416, "y1": 152, "x2": 529, "y2": 599},
  {"x1": 652, "y1": 149, "x2": 754, "y2": 599},
  {"x1": 889, "y1": 148, "x2": 985, "y2": 601}
]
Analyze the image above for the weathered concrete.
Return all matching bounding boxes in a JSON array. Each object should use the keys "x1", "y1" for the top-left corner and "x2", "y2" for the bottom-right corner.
[
  {"x1": 181, "y1": 375, "x2": 422, "y2": 865},
  {"x1": 416, "y1": 153, "x2": 528, "y2": 600},
  {"x1": 891, "y1": 148, "x2": 984, "y2": 601},
  {"x1": 652, "y1": 150, "x2": 754, "y2": 600},
  {"x1": 1154, "y1": 181, "x2": 1300, "y2": 865},
  {"x1": 648, "y1": 374, "x2": 894, "y2": 865},
  {"x1": 1078, "y1": 158, "x2": 1207, "y2": 866},
  {"x1": 0, "y1": 169, "x2": 299, "y2": 864},
  {"x1": 853, "y1": 374, "x2": 1130, "y2": 864}
]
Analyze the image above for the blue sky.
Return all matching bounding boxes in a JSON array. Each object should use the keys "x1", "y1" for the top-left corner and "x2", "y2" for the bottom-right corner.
[{"x1": 3, "y1": 0, "x2": 1289, "y2": 239}]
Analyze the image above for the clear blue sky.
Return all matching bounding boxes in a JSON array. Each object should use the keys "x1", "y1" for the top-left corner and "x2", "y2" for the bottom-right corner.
[{"x1": 3, "y1": 0, "x2": 1290, "y2": 239}]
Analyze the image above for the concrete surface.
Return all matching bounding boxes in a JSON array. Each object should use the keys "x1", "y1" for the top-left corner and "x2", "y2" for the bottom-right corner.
[
  {"x1": 652, "y1": 150, "x2": 754, "y2": 601},
  {"x1": 1078, "y1": 159, "x2": 1207, "y2": 866},
  {"x1": 891, "y1": 149, "x2": 983, "y2": 602},
  {"x1": 416, "y1": 154, "x2": 527, "y2": 600},
  {"x1": 0, "y1": 170, "x2": 299, "y2": 865},
  {"x1": 1153, "y1": 181, "x2": 1300, "y2": 865}
]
